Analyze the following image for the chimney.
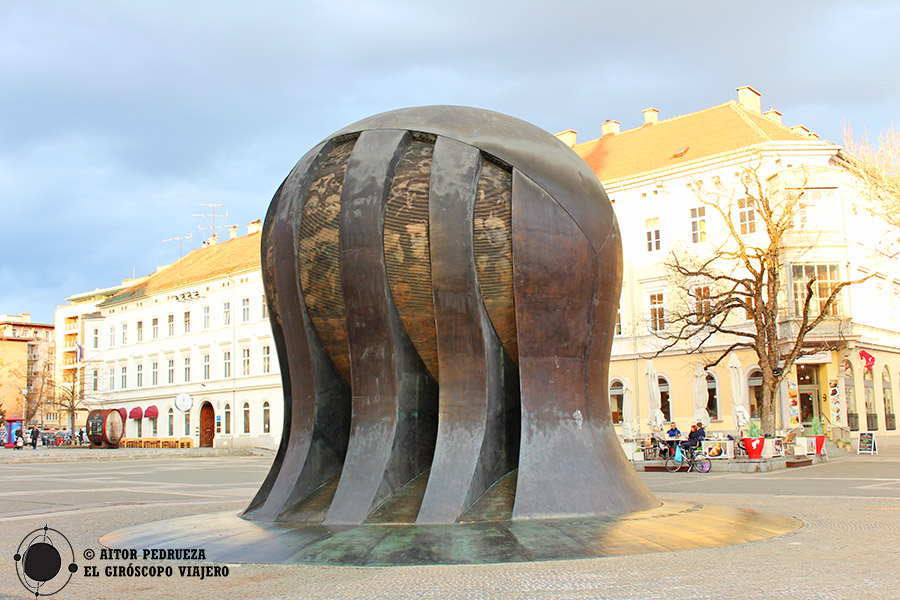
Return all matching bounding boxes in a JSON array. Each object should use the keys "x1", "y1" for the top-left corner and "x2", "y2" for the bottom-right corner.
[
  {"x1": 555, "y1": 129, "x2": 577, "y2": 147},
  {"x1": 790, "y1": 125, "x2": 811, "y2": 137},
  {"x1": 247, "y1": 220, "x2": 262, "y2": 235},
  {"x1": 763, "y1": 109, "x2": 782, "y2": 125},
  {"x1": 736, "y1": 85, "x2": 761, "y2": 113},
  {"x1": 207, "y1": 233, "x2": 218, "y2": 246},
  {"x1": 642, "y1": 108, "x2": 659, "y2": 125},
  {"x1": 228, "y1": 225, "x2": 238, "y2": 240},
  {"x1": 601, "y1": 120, "x2": 620, "y2": 136}
]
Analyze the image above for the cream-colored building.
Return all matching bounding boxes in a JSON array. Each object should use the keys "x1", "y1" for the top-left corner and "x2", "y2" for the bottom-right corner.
[
  {"x1": 567, "y1": 85, "x2": 899, "y2": 442},
  {"x1": 86, "y1": 222, "x2": 282, "y2": 449},
  {"x1": 0, "y1": 313, "x2": 55, "y2": 428}
]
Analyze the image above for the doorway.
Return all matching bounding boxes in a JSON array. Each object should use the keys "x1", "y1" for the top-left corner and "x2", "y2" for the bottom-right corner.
[
  {"x1": 200, "y1": 402, "x2": 215, "y2": 448},
  {"x1": 797, "y1": 364, "x2": 820, "y2": 424}
]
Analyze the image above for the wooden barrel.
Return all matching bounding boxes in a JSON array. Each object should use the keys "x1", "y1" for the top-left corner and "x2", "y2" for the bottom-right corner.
[{"x1": 87, "y1": 409, "x2": 125, "y2": 448}]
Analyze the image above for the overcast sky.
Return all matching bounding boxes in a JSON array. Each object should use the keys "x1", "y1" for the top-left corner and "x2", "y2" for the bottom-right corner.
[{"x1": 2, "y1": 1, "x2": 898, "y2": 324}]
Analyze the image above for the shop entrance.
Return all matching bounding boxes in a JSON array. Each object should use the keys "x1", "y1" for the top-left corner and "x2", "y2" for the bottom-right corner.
[
  {"x1": 200, "y1": 402, "x2": 215, "y2": 448},
  {"x1": 797, "y1": 364, "x2": 820, "y2": 424}
]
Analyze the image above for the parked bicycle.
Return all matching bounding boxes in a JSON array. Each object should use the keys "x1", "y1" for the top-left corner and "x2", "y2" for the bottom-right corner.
[{"x1": 665, "y1": 445, "x2": 711, "y2": 473}]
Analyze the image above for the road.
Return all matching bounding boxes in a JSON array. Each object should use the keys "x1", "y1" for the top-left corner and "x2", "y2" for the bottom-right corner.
[{"x1": 1, "y1": 450, "x2": 898, "y2": 600}]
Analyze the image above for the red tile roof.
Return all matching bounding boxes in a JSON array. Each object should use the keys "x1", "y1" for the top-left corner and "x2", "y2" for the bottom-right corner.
[{"x1": 573, "y1": 102, "x2": 815, "y2": 183}]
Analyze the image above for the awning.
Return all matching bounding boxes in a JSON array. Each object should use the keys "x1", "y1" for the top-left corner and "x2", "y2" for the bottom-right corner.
[
  {"x1": 117, "y1": 408, "x2": 127, "y2": 420},
  {"x1": 143, "y1": 405, "x2": 159, "y2": 419},
  {"x1": 129, "y1": 407, "x2": 143, "y2": 419}
]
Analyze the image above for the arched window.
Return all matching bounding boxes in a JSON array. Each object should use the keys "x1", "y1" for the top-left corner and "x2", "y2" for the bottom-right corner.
[
  {"x1": 263, "y1": 401, "x2": 270, "y2": 434},
  {"x1": 842, "y1": 361, "x2": 858, "y2": 431},
  {"x1": 224, "y1": 403, "x2": 231, "y2": 434},
  {"x1": 167, "y1": 407, "x2": 174, "y2": 437},
  {"x1": 748, "y1": 369, "x2": 762, "y2": 419},
  {"x1": 884, "y1": 367, "x2": 895, "y2": 430},
  {"x1": 659, "y1": 376, "x2": 671, "y2": 422},
  {"x1": 609, "y1": 380, "x2": 624, "y2": 424},
  {"x1": 243, "y1": 402, "x2": 251, "y2": 433},
  {"x1": 864, "y1": 367, "x2": 878, "y2": 430},
  {"x1": 706, "y1": 373, "x2": 719, "y2": 420},
  {"x1": 184, "y1": 410, "x2": 191, "y2": 436}
]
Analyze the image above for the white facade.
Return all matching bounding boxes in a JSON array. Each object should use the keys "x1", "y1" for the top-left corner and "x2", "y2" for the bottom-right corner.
[{"x1": 87, "y1": 237, "x2": 282, "y2": 449}]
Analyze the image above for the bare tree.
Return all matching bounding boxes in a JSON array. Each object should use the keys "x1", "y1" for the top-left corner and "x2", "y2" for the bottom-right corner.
[
  {"x1": 24, "y1": 354, "x2": 56, "y2": 425},
  {"x1": 841, "y1": 122, "x2": 900, "y2": 231},
  {"x1": 652, "y1": 157, "x2": 866, "y2": 434}
]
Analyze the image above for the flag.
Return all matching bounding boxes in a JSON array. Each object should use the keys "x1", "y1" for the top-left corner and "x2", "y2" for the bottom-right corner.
[
  {"x1": 859, "y1": 349, "x2": 875, "y2": 371},
  {"x1": 75, "y1": 343, "x2": 84, "y2": 362}
]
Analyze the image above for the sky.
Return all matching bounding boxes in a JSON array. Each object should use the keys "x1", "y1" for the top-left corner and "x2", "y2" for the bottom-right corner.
[{"x1": 2, "y1": 1, "x2": 899, "y2": 324}]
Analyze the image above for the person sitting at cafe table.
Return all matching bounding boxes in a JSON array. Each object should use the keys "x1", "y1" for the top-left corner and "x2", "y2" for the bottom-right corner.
[
  {"x1": 680, "y1": 422, "x2": 706, "y2": 451},
  {"x1": 667, "y1": 422, "x2": 681, "y2": 438}
]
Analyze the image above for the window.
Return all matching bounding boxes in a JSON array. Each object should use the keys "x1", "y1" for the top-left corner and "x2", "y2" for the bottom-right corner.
[
  {"x1": 242, "y1": 348, "x2": 250, "y2": 375},
  {"x1": 262, "y1": 346, "x2": 271, "y2": 373},
  {"x1": 168, "y1": 408, "x2": 174, "y2": 437},
  {"x1": 167, "y1": 314, "x2": 174, "y2": 336},
  {"x1": 184, "y1": 410, "x2": 191, "y2": 436},
  {"x1": 864, "y1": 368, "x2": 876, "y2": 417},
  {"x1": 793, "y1": 188, "x2": 837, "y2": 230},
  {"x1": 92, "y1": 328, "x2": 99, "y2": 349},
  {"x1": 109, "y1": 327, "x2": 115, "y2": 347},
  {"x1": 884, "y1": 368, "x2": 895, "y2": 429},
  {"x1": 92, "y1": 369, "x2": 99, "y2": 391},
  {"x1": 167, "y1": 359, "x2": 174, "y2": 384},
  {"x1": 152, "y1": 362, "x2": 158, "y2": 386},
  {"x1": 243, "y1": 402, "x2": 251, "y2": 433},
  {"x1": 738, "y1": 198, "x2": 756, "y2": 235},
  {"x1": 694, "y1": 286, "x2": 711, "y2": 318},
  {"x1": 242, "y1": 298, "x2": 250, "y2": 322},
  {"x1": 121, "y1": 323, "x2": 127, "y2": 344},
  {"x1": 645, "y1": 218, "x2": 660, "y2": 252},
  {"x1": 609, "y1": 380, "x2": 624, "y2": 424},
  {"x1": 109, "y1": 367, "x2": 115, "y2": 390},
  {"x1": 223, "y1": 302, "x2": 231, "y2": 326},
  {"x1": 748, "y1": 369, "x2": 762, "y2": 419},
  {"x1": 136, "y1": 321, "x2": 143, "y2": 342},
  {"x1": 184, "y1": 311, "x2": 191, "y2": 334},
  {"x1": 203, "y1": 306, "x2": 210, "y2": 329},
  {"x1": 614, "y1": 308, "x2": 623, "y2": 336},
  {"x1": 136, "y1": 364, "x2": 143, "y2": 387},
  {"x1": 261, "y1": 295, "x2": 268, "y2": 319},
  {"x1": 706, "y1": 373, "x2": 718, "y2": 420},
  {"x1": 649, "y1": 293, "x2": 665, "y2": 332},
  {"x1": 150, "y1": 417, "x2": 158, "y2": 437},
  {"x1": 152, "y1": 317, "x2": 159, "y2": 339},
  {"x1": 792, "y1": 264, "x2": 841, "y2": 317},
  {"x1": 121, "y1": 365, "x2": 127, "y2": 389},
  {"x1": 224, "y1": 404, "x2": 231, "y2": 434},
  {"x1": 184, "y1": 357, "x2": 191, "y2": 382},
  {"x1": 263, "y1": 401, "x2": 270, "y2": 433},
  {"x1": 223, "y1": 351, "x2": 231, "y2": 378},
  {"x1": 659, "y1": 376, "x2": 671, "y2": 422},
  {"x1": 203, "y1": 354, "x2": 210, "y2": 380},
  {"x1": 690, "y1": 207, "x2": 706, "y2": 243},
  {"x1": 843, "y1": 361, "x2": 858, "y2": 430},
  {"x1": 135, "y1": 419, "x2": 142, "y2": 438}
]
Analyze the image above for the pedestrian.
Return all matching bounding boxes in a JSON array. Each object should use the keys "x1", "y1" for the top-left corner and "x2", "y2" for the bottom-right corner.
[
  {"x1": 31, "y1": 425, "x2": 39, "y2": 449},
  {"x1": 15, "y1": 428, "x2": 24, "y2": 450}
]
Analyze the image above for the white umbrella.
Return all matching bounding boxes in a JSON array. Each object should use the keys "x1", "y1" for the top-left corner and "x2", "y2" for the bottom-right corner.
[
  {"x1": 728, "y1": 352, "x2": 751, "y2": 430},
  {"x1": 645, "y1": 360, "x2": 665, "y2": 428},
  {"x1": 621, "y1": 377, "x2": 636, "y2": 439},
  {"x1": 693, "y1": 362, "x2": 711, "y2": 428}
]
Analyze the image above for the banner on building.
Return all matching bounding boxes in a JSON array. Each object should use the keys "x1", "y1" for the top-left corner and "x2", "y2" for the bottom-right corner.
[
  {"x1": 788, "y1": 378, "x2": 800, "y2": 426},
  {"x1": 829, "y1": 379, "x2": 841, "y2": 426}
]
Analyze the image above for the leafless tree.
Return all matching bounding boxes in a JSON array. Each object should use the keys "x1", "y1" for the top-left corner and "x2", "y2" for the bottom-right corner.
[
  {"x1": 841, "y1": 122, "x2": 900, "y2": 231},
  {"x1": 652, "y1": 157, "x2": 867, "y2": 434}
]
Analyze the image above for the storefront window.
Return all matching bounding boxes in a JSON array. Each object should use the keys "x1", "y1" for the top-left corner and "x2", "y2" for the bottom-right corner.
[
  {"x1": 706, "y1": 374, "x2": 718, "y2": 420},
  {"x1": 263, "y1": 402, "x2": 270, "y2": 434},
  {"x1": 864, "y1": 369, "x2": 876, "y2": 414},
  {"x1": 843, "y1": 361, "x2": 858, "y2": 431},
  {"x1": 748, "y1": 369, "x2": 762, "y2": 418},
  {"x1": 224, "y1": 404, "x2": 231, "y2": 434},
  {"x1": 609, "y1": 380, "x2": 624, "y2": 424},
  {"x1": 885, "y1": 368, "x2": 896, "y2": 430},
  {"x1": 168, "y1": 408, "x2": 174, "y2": 437},
  {"x1": 243, "y1": 402, "x2": 251, "y2": 433},
  {"x1": 659, "y1": 376, "x2": 671, "y2": 422}
]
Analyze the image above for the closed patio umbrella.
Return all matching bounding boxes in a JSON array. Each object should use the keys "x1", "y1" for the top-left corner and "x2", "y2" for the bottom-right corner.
[
  {"x1": 728, "y1": 352, "x2": 751, "y2": 430},
  {"x1": 621, "y1": 377, "x2": 636, "y2": 439},
  {"x1": 645, "y1": 360, "x2": 665, "y2": 428},
  {"x1": 693, "y1": 363, "x2": 711, "y2": 428}
]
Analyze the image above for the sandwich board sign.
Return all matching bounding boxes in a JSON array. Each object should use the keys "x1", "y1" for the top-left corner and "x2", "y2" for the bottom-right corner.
[{"x1": 857, "y1": 432, "x2": 877, "y2": 454}]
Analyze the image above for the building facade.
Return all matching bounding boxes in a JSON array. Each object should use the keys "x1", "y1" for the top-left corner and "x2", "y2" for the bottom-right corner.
[
  {"x1": 86, "y1": 222, "x2": 283, "y2": 449},
  {"x1": 0, "y1": 313, "x2": 55, "y2": 429},
  {"x1": 567, "y1": 85, "x2": 899, "y2": 441}
]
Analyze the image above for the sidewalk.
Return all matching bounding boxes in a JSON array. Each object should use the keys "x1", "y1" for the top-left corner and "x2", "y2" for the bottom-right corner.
[{"x1": 0, "y1": 444, "x2": 275, "y2": 464}]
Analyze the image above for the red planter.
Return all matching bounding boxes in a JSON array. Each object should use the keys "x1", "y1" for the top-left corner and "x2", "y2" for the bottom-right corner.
[
  {"x1": 811, "y1": 434, "x2": 826, "y2": 455},
  {"x1": 743, "y1": 436, "x2": 765, "y2": 459}
]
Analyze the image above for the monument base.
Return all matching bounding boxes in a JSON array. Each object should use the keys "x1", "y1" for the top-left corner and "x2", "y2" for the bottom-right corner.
[{"x1": 100, "y1": 501, "x2": 799, "y2": 566}]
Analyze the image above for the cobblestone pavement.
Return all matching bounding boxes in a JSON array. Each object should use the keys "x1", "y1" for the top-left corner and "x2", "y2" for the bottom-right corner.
[{"x1": 0, "y1": 448, "x2": 897, "y2": 600}]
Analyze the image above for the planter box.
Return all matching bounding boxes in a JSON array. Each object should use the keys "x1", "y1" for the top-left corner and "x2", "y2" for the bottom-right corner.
[{"x1": 743, "y1": 436, "x2": 765, "y2": 459}]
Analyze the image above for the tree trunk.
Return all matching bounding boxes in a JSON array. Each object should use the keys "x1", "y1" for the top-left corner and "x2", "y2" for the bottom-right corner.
[{"x1": 760, "y1": 370, "x2": 778, "y2": 435}]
